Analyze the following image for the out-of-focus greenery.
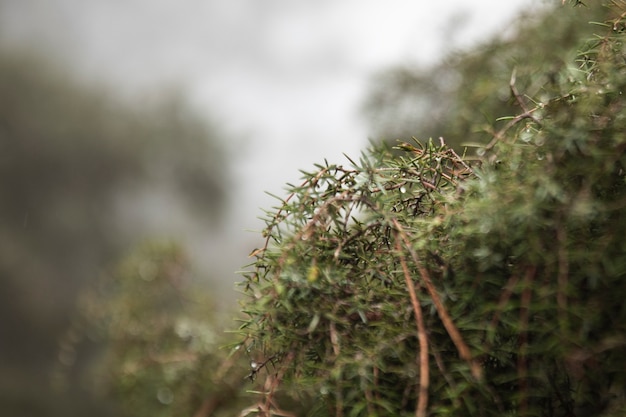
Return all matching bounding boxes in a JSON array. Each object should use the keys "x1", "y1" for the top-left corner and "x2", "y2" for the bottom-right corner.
[
  {"x1": 57, "y1": 241, "x2": 251, "y2": 417},
  {"x1": 9, "y1": 1, "x2": 626, "y2": 416},
  {"x1": 0, "y1": 46, "x2": 229, "y2": 415},
  {"x1": 362, "y1": 1, "x2": 608, "y2": 150},
  {"x1": 237, "y1": 1, "x2": 626, "y2": 415}
]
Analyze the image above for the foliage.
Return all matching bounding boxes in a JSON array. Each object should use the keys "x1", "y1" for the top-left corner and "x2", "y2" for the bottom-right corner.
[
  {"x1": 362, "y1": 1, "x2": 608, "y2": 150},
  {"x1": 0, "y1": 46, "x2": 229, "y2": 415},
  {"x1": 238, "y1": 2, "x2": 626, "y2": 416},
  {"x1": 57, "y1": 241, "x2": 252, "y2": 417}
]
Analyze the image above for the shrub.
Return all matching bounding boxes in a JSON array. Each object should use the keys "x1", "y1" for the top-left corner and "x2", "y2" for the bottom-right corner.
[{"x1": 237, "y1": 2, "x2": 626, "y2": 416}]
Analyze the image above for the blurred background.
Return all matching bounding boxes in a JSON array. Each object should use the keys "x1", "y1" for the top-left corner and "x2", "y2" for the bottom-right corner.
[{"x1": 0, "y1": 0, "x2": 563, "y2": 415}]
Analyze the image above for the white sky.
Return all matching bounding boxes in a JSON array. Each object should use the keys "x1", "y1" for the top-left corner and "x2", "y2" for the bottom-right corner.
[{"x1": 0, "y1": 0, "x2": 545, "y2": 296}]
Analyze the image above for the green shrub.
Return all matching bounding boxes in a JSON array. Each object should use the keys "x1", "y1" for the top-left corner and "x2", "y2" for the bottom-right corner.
[
  {"x1": 58, "y1": 241, "x2": 251, "y2": 417},
  {"x1": 237, "y1": 2, "x2": 626, "y2": 416}
]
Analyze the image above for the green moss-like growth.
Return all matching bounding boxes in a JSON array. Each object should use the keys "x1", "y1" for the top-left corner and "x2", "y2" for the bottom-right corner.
[{"x1": 238, "y1": 3, "x2": 626, "y2": 416}]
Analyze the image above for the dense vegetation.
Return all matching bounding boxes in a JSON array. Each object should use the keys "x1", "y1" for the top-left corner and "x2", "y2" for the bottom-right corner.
[
  {"x1": 363, "y1": 1, "x2": 606, "y2": 151},
  {"x1": 237, "y1": 1, "x2": 626, "y2": 415},
  {"x1": 40, "y1": 1, "x2": 626, "y2": 416},
  {"x1": 0, "y1": 47, "x2": 228, "y2": 416}
]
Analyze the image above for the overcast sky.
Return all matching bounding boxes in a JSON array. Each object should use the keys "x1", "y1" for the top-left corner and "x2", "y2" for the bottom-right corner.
[{"x1": 0, "y1": 0, "x2": 543, "y2": 294}]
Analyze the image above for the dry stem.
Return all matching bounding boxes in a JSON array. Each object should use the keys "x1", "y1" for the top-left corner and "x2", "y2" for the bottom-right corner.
[
  {"x1": 393, "y1": 218, "x2": 483, "y2": 381},
  {"x1": 395, "y1": 236, "x2": 429, "y2": 417}
]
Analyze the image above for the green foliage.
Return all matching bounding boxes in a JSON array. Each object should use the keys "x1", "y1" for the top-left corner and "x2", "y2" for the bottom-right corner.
[
  {"x1": 238, "y1": 2, "x2": 626, "y2": 416},
  {"x1": 362, "y1": 1, "x2": 608, "y2": 150},
  {"x1": 0, "y1": 46, "x2": 229, "y2": 415},
  {"x1": 239, "y1": 142, "x2": 474, "y2": 416},
  {"x1": 58, "y1": 241, "x2": 251, "y2": 417}
]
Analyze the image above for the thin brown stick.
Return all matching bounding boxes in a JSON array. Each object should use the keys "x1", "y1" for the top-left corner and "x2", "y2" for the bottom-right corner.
[
  {"x1": 518, "y1": 265, "x2": 536, "y2": 416},
  {"x1": 440, "y1": 137, "x2": 473, "y2": 175},
  {"x1": 373, "y1": 365, "x2": 381, "y2": 403},
  {"x1": 484, "y1": 69, "x2": 542, "y2": 151},
  {"x1": 396, "y1": 237, "x2": 429, "y2": 417},
  {"x1": 393, "y1": 218, "x2": 483, "y2": 381},
  {"x1": 431, "y1": 347, "x2": 460, "y2": 408},
  {"x1": 193, "y1": 397, "x2": 221, "y2": 417},
  {"x1": 335, "y1": 378, "x2": 344, "y2": 417},
  {"x1": 509, "y1": 68, "x2": 542, "y2": 126},
  {"x1": 556, "y1": 219, "x2": 569, "y2": 331},
  {"x1": 252, "y1": 166, "x2": 357, "y2": 259},
  {"x1": 488, "y1": 273, "x2": 520, "y2": 333}
]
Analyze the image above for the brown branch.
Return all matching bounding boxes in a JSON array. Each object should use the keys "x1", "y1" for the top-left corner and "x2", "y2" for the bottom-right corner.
[
  {"x1": 518, "y1": 265, "x2": 536, "y2": 416},
  {"x1": 440, "y1": 137, "x2": 474, "y2": 176},
  {"x1": 335, "y1": 377, "x2": 344, "y2": 417},
  {"x1": 252, "y1": 166, "x2": 357, "y2": 259},
  {"x1": 556, "y1": 218, "x2": 569, "y2": 332},
  {"x1": 373, "y1": 365, "x2": 381, "y2": 404},
  {"x1": 509, "y1": 68, "x2": 542, "y2": 126},
  {"x1": 245, "y1": 354, "x2": 278, "y2": 381},
  {"x1": 484, "y1": 108, "x2": 540, "y2": 151},
  {"x1": 395, "y1": 237, "x2": 429, "y2": 417},
  {"x1": 393, "y1": 218, "x2": 483, "y2": 381},
  {"x1": 364, "y1": 377, "x2": 376, "y2": 416},
  {"x1": 485, "y1": 68, "x2": 543, "y2": 151},
  {"x1": 431, "y1": 347, "x2": 460, "y2": 408},
  {"x1": 488, "y1": 273, "x2": 520, "y2": 334}
]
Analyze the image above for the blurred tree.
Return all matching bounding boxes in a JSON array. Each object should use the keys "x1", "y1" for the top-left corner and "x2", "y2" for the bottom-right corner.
[
  {"x1": 0, "y1": 46, "x2": 229, "y2": 415},
  {"x1": 55, "y1": 241, "x2": 251, "y2": 417},
  {"x1": 362, "y1": 1, "x2": 607, "y2": 151}
]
